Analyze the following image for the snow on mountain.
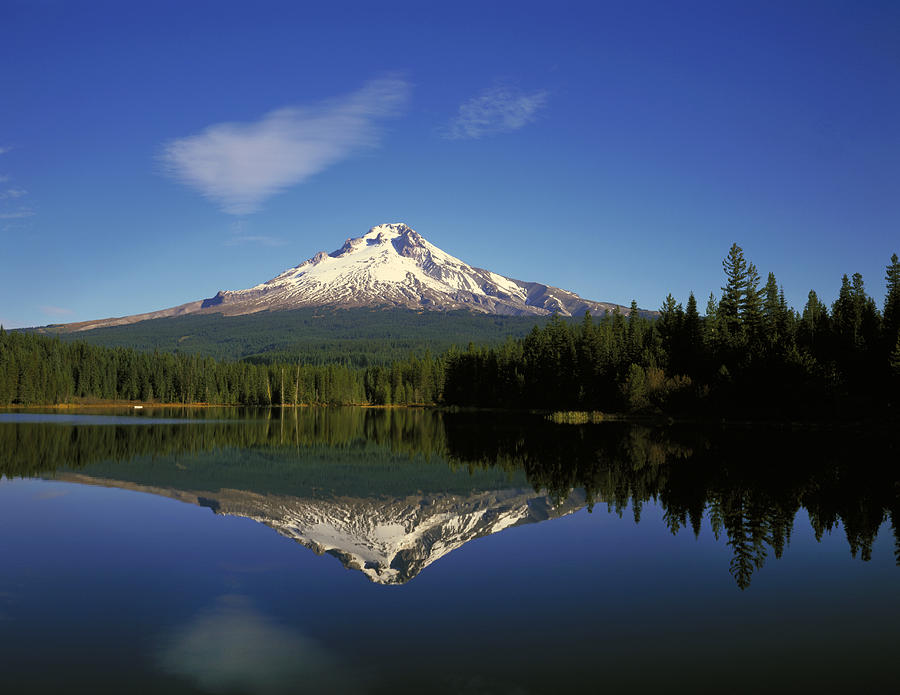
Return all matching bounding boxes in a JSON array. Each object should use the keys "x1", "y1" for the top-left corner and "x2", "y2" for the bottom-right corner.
[
  {"x1": 62, "y1": 222, "x2": 630, "y2": 332},
  {"x1": 58, "y1": 472, "x2": 585, "y2": 585},
  {"x1": 202, "y1": 222, "x2": 623, "y2": 317}
]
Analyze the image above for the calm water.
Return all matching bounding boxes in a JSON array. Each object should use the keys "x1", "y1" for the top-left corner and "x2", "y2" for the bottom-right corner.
[{"x1": 0, "y1": 408, "x2": 898, "y2": 694}]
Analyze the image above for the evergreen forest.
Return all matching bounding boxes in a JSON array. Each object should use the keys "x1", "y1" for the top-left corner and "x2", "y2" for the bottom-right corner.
[
  {"x1": 444, "y1": 246, "x2": 900, "y2": 418},
  {"x1": 36, "y1": 307, "x2": 553, "y2": 366},
  {"x1": 3, "y1": 246, "x2": 899, "y2": 420}
]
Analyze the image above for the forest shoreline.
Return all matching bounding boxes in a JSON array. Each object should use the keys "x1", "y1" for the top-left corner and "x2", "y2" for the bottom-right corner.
[{"x1": 2, "y1": 400, "x2": 895, "y2": 431}]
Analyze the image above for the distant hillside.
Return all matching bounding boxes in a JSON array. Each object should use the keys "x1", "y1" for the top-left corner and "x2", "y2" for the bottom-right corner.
[{"x1": 34, "y1": 307, "x2": 558, "y2": 365}]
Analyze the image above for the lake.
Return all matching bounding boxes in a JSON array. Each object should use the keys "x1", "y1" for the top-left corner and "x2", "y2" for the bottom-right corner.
[{"x1": 0, "y1": 408, "x2": 898, "y2": 694}]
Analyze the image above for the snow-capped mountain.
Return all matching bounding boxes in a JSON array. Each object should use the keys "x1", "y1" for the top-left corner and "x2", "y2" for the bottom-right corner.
[
  {"x1": 63, "y1": 223, "x2": 630, "y2": 332},
  {"x1": 58, "y1": 472, "x2": 585, "y2": 584}
]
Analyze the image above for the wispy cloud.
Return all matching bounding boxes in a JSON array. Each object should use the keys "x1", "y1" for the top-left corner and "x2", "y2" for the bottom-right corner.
[
  {"x1": 160, "y1": 76, "x2": 410, "y2": 215},
  {"x1": 445, "y1": 85, "x2": 548, "y2": 140},
  {"x1": 0, "y1": 188, "x2": 27, "y2": 200},
  {"x1": 39, "y1": 305, "x2": 74, "y2": 317},
  {"x1": 0, "y1": 147, "x2": 9, "y2": 156},
  {"x1": 0, "y1": 209, "x2": 34, "y2": 219}
]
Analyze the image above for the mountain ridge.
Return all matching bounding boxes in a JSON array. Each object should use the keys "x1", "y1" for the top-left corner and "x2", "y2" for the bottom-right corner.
[{"x1": 49, "y1": 223, "x2": 641, "y2": 333}]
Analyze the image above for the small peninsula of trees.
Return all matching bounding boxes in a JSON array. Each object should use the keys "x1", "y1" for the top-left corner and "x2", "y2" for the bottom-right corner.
[{"x1": 2, "y1": 246, "x2": 899, "y2": 418}]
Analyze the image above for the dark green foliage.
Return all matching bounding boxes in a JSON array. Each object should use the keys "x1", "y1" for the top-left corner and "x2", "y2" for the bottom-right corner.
[
  {"x1": 442, "y1": 246, "x2": 898, "y2": 418},
  {"x1": 883, "y1": 253, "x2": 900, "y2": 359},
  {"x1": 798, "y1": 290, "x2": 830, "y2": 355},
  {"x1": 719, "y1": 245, "x2": 744, "y2": 325},
  {"x1": 0, "y1": 329, "x2": 442, "y2": 406},
  {"x1": 35, "y1": 307, "x2": 551, "y2": 366},
  {"x1": 442, "y1": 305, "x2": 686, "y2": 411},
  {"x1": 742, "y1": 261, "x2": 764, "y2": 339},
  {"x1": 680, "y1": 292, "x2": 702, "y2": 375}
]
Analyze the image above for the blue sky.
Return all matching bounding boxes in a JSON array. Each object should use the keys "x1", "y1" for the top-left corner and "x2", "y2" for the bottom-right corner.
[{"x1": 1, "y1": 0, "x2": 898, "y2": 328}]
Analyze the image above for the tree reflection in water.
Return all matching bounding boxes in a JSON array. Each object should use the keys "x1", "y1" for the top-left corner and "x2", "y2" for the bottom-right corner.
[{"x1": 1, "y1": 407, "x2": 896, "y2": 589}]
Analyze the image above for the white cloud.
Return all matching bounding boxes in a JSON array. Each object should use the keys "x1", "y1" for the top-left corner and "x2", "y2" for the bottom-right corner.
[
  {"x1": 0, "y1": 209, "x2": 34, "y2": 219},
  {"x1": 160, "y1": 76, "x2": 410, "y2": 215},
  {"x1": 446, "y1": 85, "x2": 548, "y2": 139},
  {"x1": 0, "y1": 188, "x2": 27, "y2": 199},
  {"x1": 0, "y1": 147, "x2": 8, "y2": 156}
]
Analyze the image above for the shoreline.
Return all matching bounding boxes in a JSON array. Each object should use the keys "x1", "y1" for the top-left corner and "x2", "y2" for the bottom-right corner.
[
  {"x1": 0, "y1": 401, "x2": 895, "y2": 430},
  {"x1": 0, "y1": 401, "x2": 431, "y2": 410}
]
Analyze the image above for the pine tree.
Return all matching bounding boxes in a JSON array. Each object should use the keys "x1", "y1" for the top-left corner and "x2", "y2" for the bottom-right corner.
[
  {"x1": 683, "y1": 292, "x2": 702, "y2": 342},
  {"x1": 627, "y1": 300, "x2": 643, "y2": 363},
  {"x1": 763, "y1": 272, "x2": 781, "y2": 340},
  {"x1": 884, "y1": 253, "x2": 900, "y2": 357},
  {"x1": 851, "y1": 272, "x2": 881, "y2": 353},
  {"x1": 833, "y1": 274, "x2": 857, "y2": 346},
  {"x1": 682, "y1": 292, "x2": 703, "y2": 374},
  {"x1": 741, "y1": 261, "x2": 764, "y2": 334},
  {"x1": 704, "y1": 292, "x2": 720, "y2": 348},
  {"x1": 720, "y1": 244, "x2": 747, "y2": 336},
  {"x1": 657, "y1": 293, "x2": 680, "y2": 361},
  {"x1": 777, "y1": 287, "x2": 794, "y2": 345},
  {"x1": 799, "y1": 290, "x2": 829, "y2": 357}
]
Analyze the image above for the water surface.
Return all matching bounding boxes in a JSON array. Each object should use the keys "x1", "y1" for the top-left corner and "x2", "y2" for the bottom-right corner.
[{"x1": 0, "y1": 408, "x2": 897, "y2": 693}]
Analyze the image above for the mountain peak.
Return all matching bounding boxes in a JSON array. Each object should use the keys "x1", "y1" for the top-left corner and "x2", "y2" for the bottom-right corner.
[
  {"x1": 56, "y1": 223, "x2": 641, "y2": 333},
  {"x1": 366, "y1": 222, "x2": 413, "y2": 237},
  {"x1": 230, "y1": 223, "x2": 630, "y2": 317},
  {"x1": 329, "y1": 222, "x2": 421, "y2": 260}
]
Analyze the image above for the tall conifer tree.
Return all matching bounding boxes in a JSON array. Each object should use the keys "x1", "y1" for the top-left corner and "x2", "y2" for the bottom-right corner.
[
  {"x1": 720, "y1": 244, "x2": 748, "y2": 336},
  {"x1": 763, "y1": 272, "x2": 780, "y2": 338},
  {"x1": 741, "y1": 262, "x2": 764, "y2": 334},
  {"x1": 884, "y1": 253, "x2": 900, "y2": 356}
]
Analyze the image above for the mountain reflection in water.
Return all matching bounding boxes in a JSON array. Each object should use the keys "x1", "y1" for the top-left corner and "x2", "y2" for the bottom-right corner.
[{"x1": 1, "y1": 407, "x2": 897, "y2": 589}]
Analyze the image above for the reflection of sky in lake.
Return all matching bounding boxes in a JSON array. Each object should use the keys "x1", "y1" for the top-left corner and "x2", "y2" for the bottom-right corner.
[{"x1": 1, "y1": 475, "x2": 899, "y2": 693}]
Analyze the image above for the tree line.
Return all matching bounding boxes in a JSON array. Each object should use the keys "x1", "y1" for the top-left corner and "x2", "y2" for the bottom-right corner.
[
  {"x1": 0, "y1": 329, "x2": 443, "y2": 406},
  {"x1": 443, "y1": 247, "x2": 900, "y2": 417}
]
